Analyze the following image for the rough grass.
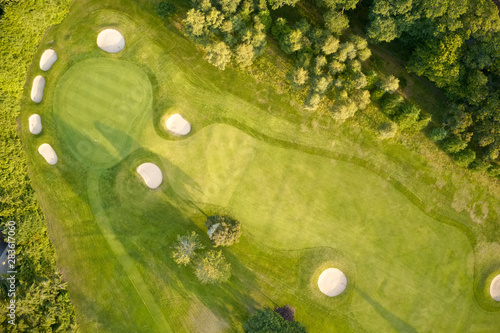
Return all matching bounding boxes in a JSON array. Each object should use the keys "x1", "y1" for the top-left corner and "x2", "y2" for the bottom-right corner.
[{"x1": 19, "y1": 0, "x2": 500, "y2": 332}]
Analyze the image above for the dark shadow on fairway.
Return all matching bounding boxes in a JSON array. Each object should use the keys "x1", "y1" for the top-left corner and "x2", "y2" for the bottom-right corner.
[{"x1": 356, "y1": 288, "x2": 417, "y2": 333}]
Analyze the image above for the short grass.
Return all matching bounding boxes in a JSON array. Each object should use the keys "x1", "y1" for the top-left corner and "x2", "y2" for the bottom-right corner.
[{"x1": 20, "y1": 0, "x2": 500, "y2": 332}]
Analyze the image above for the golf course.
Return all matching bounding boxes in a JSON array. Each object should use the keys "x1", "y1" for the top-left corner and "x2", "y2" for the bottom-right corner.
[{"x1": 16, "y1": 0, "x2": 500, "y2": 331}]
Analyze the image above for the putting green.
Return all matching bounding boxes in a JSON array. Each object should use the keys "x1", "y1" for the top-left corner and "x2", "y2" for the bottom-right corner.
[{"x1": 53, "y1": 57, "x2": 152, "y2": 168}]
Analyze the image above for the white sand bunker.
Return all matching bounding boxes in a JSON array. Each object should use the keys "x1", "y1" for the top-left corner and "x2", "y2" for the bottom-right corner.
[
  {"x1": 40, "y1": 49, "x2": 57, "y2": 71},
  {"x1": 38, "y1": 143, "x2": 58, "y2": 165},
  {"x1": 97, "y1": 29, "x2": 125, "y2": 53},
  {"x1": 29, "y1": 114, "x2": 42, "y2": 135},
  {"x1": 31, "y1": 75, "x2": 45, "y2": 103},
  {"x1": 137, "y1": 163, "x2": 163, "y2": 189},
  {"x1": 318, "y1": 268, "x2": 347, "y2": 297},
  {"x1": 166, "y1": 114, "x2": 191, "y2": 135},
  {"x1": 491, "y1": 274, "x2": 500, "y2": 301}
]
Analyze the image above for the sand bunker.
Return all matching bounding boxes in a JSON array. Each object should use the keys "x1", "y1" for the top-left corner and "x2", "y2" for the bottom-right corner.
[
  {"x1": 40, "y1": 49, "x2": 58, "y2": 71},
  {"x1": 166, "y1": 114, "x2": 191, "y2": 135},
  {"x1": 137, "y1": 163, "x2": 163, "y2": 189},
  {"x1": 29, "y1": 114, "x2": 42, "y2": 135},
  {"x1": 31, "y1": 75, "x2": 45, "y2": 103},
  {"x1": 318, "y1": 268, "x2": 347, "y2": 296},
  {"x1": 97, "y1": 29, "x2": 125, "y2": 53},
  {"x1": 38, "y1": 143, "x2": 58, "y2": 165},
  {"x1": 491, "y1": 274, "x2": 500, "y2": 301}
]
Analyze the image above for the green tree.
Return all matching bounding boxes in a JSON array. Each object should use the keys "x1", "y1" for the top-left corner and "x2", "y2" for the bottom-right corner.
[
  {"x1": 331, "y1": 99, "x2": 358, "y2": 121},
  {"x1": 235, "y1": 43, "x2": 254, "y2": 67},
  {"x1": 280, "y1": 29, "x2": 303, "y2": 54},
  {"x1": 206, "y1": 215, "x2": 242, "y2": 247},
  {"x1": 367, "y1": 16, "x2": 398, "y2": 42},
  {"x1": 194, "y1": 250, "x2": 231, "y2": 284},
  {"x1": 185, "y1": 9, "x2": 207, "y2": 37},
  {"x1": 321, "y1": 35, "x2": 340, "y2": 55},
  {"x1": 205, "y1": 41, "x2": 232, "y2": 70},
  {"x1": 377, "y1": 122, "x2": 398, "y2": 139},
  {"x1": 453, "y1": 148, "x2": 476, "y2": 167},
  {"x1": 378, "y1": 75, "x2": 399, "y2": 93},
  {"x1": 442, "y1": 136, "x2": 468, "y2": 154},
  {"x1": 429, "y1": 128, "x2": 448, "y2": 142},
  {"x1": 243, "y1": 308, "x2": 307, "y2": 333},
  {"x1": 156, "y1": 1, "x2": 176, "y2": 19},
  {"x1": 292, "y1": 67, "x2": 309, "y2": 86},
  {"x1": 380, "y1": 93, "x2": 404, "y2": 115},
  {"x1": 324, "y1": 10, "x2": 349, "y2": 35},
  {"x1": 171, "y1": 231, "x2": 204, "y2": 266}
]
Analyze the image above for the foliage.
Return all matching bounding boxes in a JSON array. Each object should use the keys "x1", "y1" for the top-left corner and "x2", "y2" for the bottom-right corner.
[
  {"x1": 184, "y1": 0, "x2": 269, "y2": 69},
  {"x1": 205, "y1": 215, "x2": 242, "y2": 247},
  {"x1": 378, "y1": 75, "x2": 399, "y2": 93},
  {"x1": 0, "y1": 0, "x2": 77, "y2": 331},
  {"x1": 156, "y1": 1, "x2": 176, "y2": 19},
  {"x1": 429, "y1": 128, "x2": 448, "y2": 142},
  {"x1": 441, "y1": 136, "x2": 468, "y2": 154},
  {"x1": 243, "y1": 308, "x2": 307, "y2": 332},
  {"x1": 453, "y1": 148, "x2": 476, "y2": 167},
  {"x1": 194, "y1": 250, "x2": 231, "y2": 284},
  {"x1": 274, "y1": 304, "x2": 296, "y2": 322},
  {"x1": 171, "y1": 231, "x2": 204, "y2": 265},
  {"x1": 380, "y1": 93, "x2": 404, "y2": 115},
  {"x1": 377, "y1": 122, "x2": 398, "y2": 139}
]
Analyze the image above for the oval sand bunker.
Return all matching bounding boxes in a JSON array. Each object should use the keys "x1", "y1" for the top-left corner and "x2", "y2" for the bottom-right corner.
[
  {"x1": 29, "y1": 114, "x2": 42, "y2": 135},
  {"x1": 31, "y1": 75, "x2": 45, "y2": 103},
  {"x1": 97, "y1": 29, "x2": 125, "y2": 53},
  {"x1": 137, "y1": 163, "x2": 163, "y2": 189},
  {"x1": 166, "y1": 114, "x2": 191, "y2": 135},
  {"x1": 491, "y1": 274, "x2": 500, "y2": 301},
  {"x1": 38, "y1": 143, "x2": 58, "y2": 165},
  {"x1": 318, "y1": 268, "x2": 347, "y2": 297},
  {"x1": 40, "y1": 49, "x2": 58, "y2": 71}
]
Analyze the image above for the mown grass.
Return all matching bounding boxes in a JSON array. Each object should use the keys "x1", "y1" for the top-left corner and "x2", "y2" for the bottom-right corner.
[{"x1": 19, "y1": 0, "x2": 500, "y2": 332}]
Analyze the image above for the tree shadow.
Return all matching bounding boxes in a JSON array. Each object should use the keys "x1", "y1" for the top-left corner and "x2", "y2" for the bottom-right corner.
[{"x1": 356, "y1": 288, "x2": 417, "y2": 333}]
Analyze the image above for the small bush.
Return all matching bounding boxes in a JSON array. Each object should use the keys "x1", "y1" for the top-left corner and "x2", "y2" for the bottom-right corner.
[
  {"x1": 441, "y1": 136, "x2": 468, "y2": 154},
  {"x1": 429, "y1": 127, "x2": 447, "y2": 142},
  {"x1": 156, "y1": 1, "x2": 176, "y2": 19},
  {"x1": 206, "y1": 215, "x2": 242, "y2": 247},
  {"x1": 370, "y1": 88, "x2": 384, "y2": 101},
  {"x1": 380, "y1": 93, "x2": 404, "y2": 115},
  {"x1": 453, "y1": 149, "x2": 476, "y2": 167},
  {"x1": 377, "y1": 122, "x2": 398, "y2": 139}
]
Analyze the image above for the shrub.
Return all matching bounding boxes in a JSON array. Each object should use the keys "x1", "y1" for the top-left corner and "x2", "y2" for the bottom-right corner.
[
  {"x1": 205, "y1": 215, "x2": 242, "y2": 247},
  {"x1": 171, "y1": 231, "x2": 204, "y2": 266},
  {"x1": 429, "y1": 127, "x2": 447, "y2": 142},
  {"x1": 380, "y1": 93, "x2": 404, "y2": 115},
  {"x1": 441, "y1": 136, "x2": 468, "y2": 154},
  {"x1": 453, "y1": 148, "x2": 476, "y2": 167},
  {"x1": 378, "y1": 74, "x2": 399, "y2": 93},
  {"x1": 377, "y1": 122, "x2": 398, "y2": 139},
  {"x1": 370, "y1": 88, "x2": 384, "y2": 101},
  {"x1": 243, "y1": 308, "x2": 307, "y2": 333},
  {"x1": 156, "y1": 1, "x2": 176, "y2": 19},
  {"x1": 194, "y1": 250, "x2": 231, "y2": 284},
  {"x1": 394, "y1": 103, "x2": 420, "y2": 130}
]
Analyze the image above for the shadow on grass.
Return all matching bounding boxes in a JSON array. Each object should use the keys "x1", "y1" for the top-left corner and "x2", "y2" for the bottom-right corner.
[{"x1": 356, "y1": 288, "x2": 417, "y2": 333}]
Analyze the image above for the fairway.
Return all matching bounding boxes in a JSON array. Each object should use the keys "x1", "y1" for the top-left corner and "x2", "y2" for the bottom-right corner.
[
  {"x1": 53, "y1": 57, "x2": 152, "y2": 167},
  {"x1": 19, "y1": 0, "x2": 500, "y2": 332}
]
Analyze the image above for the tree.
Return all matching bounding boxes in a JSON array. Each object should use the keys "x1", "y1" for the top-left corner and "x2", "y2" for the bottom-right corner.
[
  {"x1": 243, "y1": 308, "x2": 307, "y2": 333},
  {"x1": 194, "y1": 250, "x2": 231, "y2": 284},
  {"x1": 324, "y1": 10, "x2": 349, "y2": 35},
  {"x1": 280, "y1": 29, "x2": 303, "y2": 54},
  {"x1": 441, "y1": 136, "x2": 468, "y2": 154},
  {"x1": 429, "y1": 128, "x2": 448, "y2": 142},
  {"x1": 205, "y1": 215, "x2": 242, "y2": 247},
  {"x1": 321, "y1": 35, "x2": 339, "y2": 55},
  {"x1": 171, "y1": 231, "x2": 204, "y2": 266},
  {"x1": 357, "y1": 47, "x2": 371, "y2": 61},
  {"x1": 292, "y1": 67, "x2": 309, "y2": 86},
  {"x1": 394, "y1": 103, "x2": 421, "y2": 130},
  {"x1": 274, "y1": 305, "x2": 296, "y2": 322},
  {"x1": 377, "y1": 122, "x2": 398, "y2": 139},
  {"x1": 331, "y1": 99, "x2": 358, "y2": 121},
  {"x1": 453, "y1": 148, "x2": 476, "y2": 167},
  {"x1": 156, "y1": 1, "x2": 176, "y2": 19},
  {"x1": 367, "y1": 16, "x2": 398, "y2": 42},
  {"x1": 380, "y1": 93, "x2": 404, "y2": 115},
  {"x1": 235, "y1": 43, "x2": 254, "y2": 67},
  {"x1": 378, "y1": 75, "x2": 399, "y2": 93},
  {"x1": 205, "y1": 41, "x2": 232, "y2": 70},
  {"x1": 185, "y1": 9, "x2": 206, "y2": 37}
]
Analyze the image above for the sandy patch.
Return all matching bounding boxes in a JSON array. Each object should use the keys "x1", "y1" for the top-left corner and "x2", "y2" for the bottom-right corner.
[
  {"x1": 29, "y1": 114, "x2": 42, "y2": 135},
  {"x1": 491, "y1": 274, "x2": 500, "y2": 301},
  {"x1": 166, "y1": 114, "x2": 191, "y2": 135},
  {"x1": 318, "y1": 268, "x2": 347, "y2": 296},
  {"x1": 97, "y1": 29, "x2": 125, "y2": 53},
  {"x1": 38, "y1": 143, "x2": 58, "y2": 165},
  {"x1": 40, "y1": 49, "x2": 57, "y2": 71},
  {"x1": 137, "y1": 163, "x2": 162, "y2": 189},
  {"x1": 31, "y1": 75, "x2": 45, "y2": 103}
]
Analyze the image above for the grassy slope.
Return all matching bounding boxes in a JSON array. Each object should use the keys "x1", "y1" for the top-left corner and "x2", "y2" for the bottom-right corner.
[{"x1": 19, "y1": 0, "x2": 500, "y2": 332}]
